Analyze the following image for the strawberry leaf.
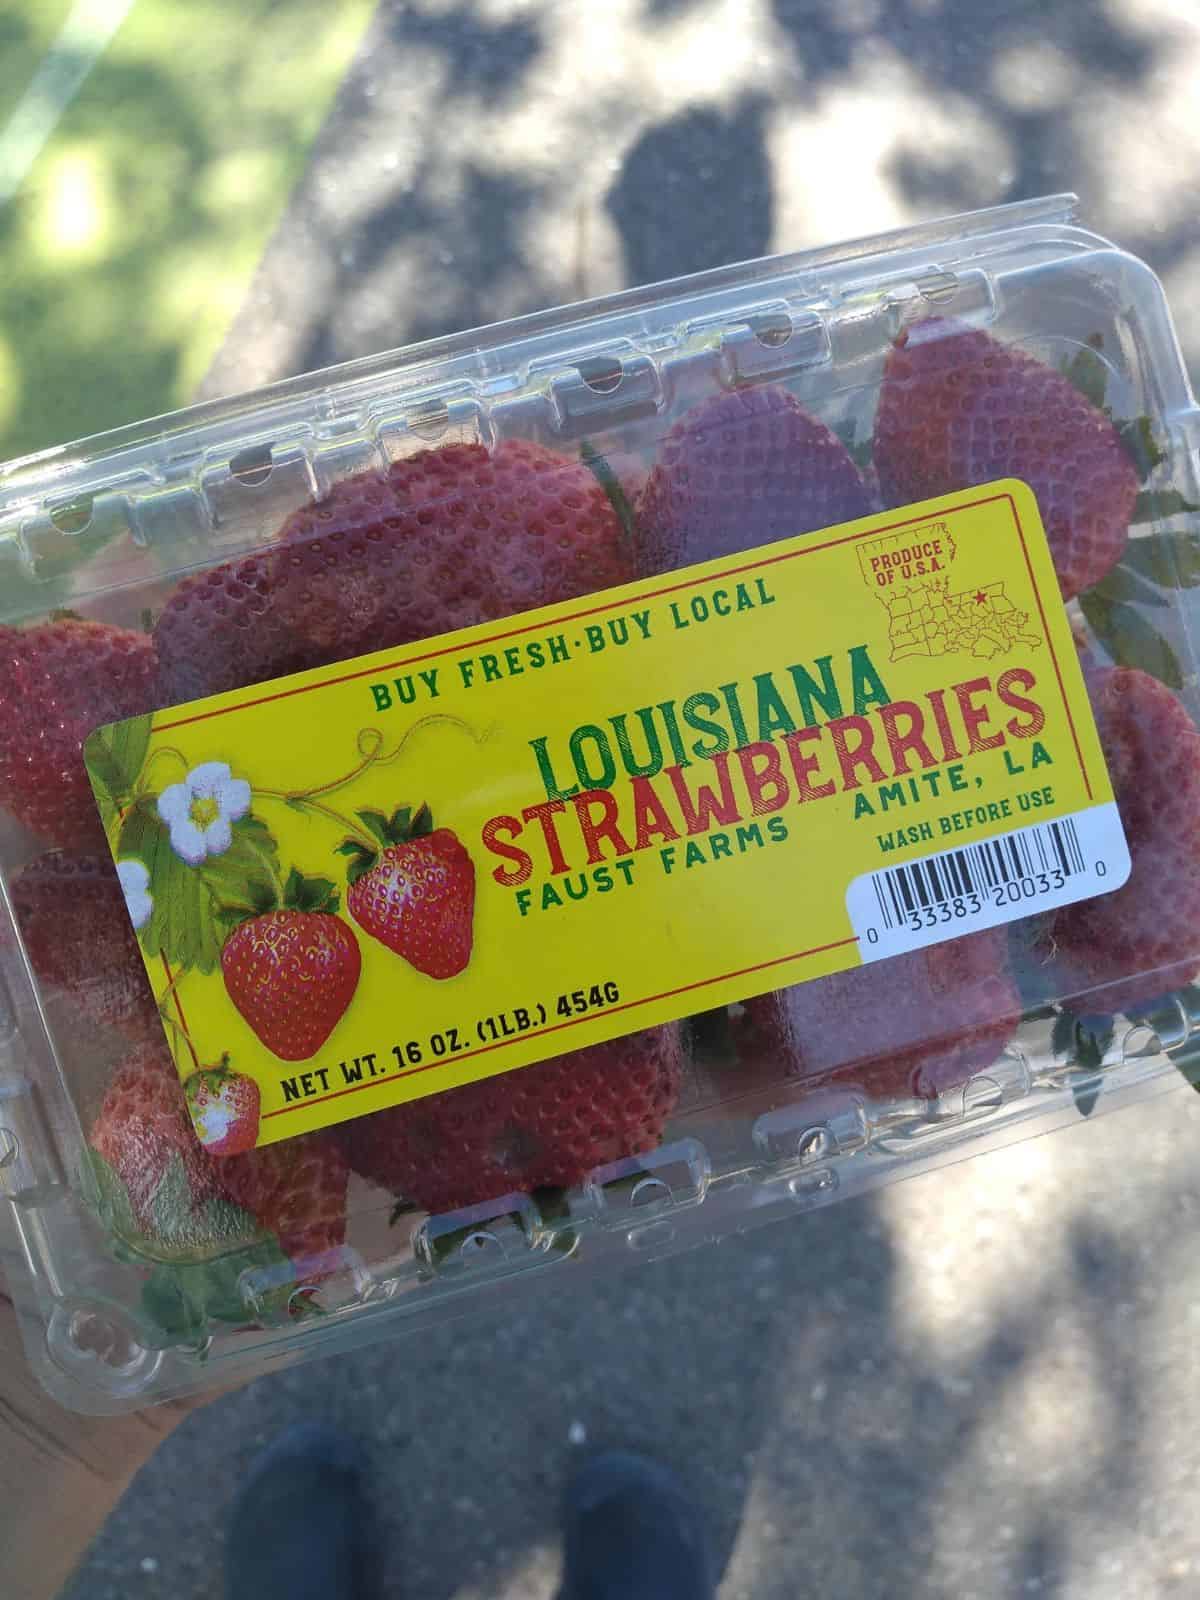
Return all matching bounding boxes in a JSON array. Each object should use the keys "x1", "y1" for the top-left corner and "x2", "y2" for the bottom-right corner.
[
  {"x1": 1083, "y1": 564, "x2": 1169, "y2": 611},
  {"x1": 118, "y1": 800, "x2": 224, "y2": 975},
  {"x1": 1121, "y1": 531, "x2": 1200, "y2": 587},
  {"x1": 1130, "y1": 489, "x2": 1200, "y2": 525},
  {"x1": 1077, "y1": 591, "x2": 1183, "y2": 689},
  {"x1": 335, "y1": 838, "x2": 376, "y2": 887},
  {"x1": 1061, "y1": 340, "x2": 1108, "y2": 410},
  {"x1": 580, "y1": 438, "x2": 640, "y2": 550},
  {"x1": 283, "y1": 868, "x2": 340, "y2": 915},
  {"x1": 198, "y1": 814, "x2": 280, "y2": 914},
  {"x1": 83, "y1": 1149, "x2": 138, "y2": 1243},
  {"x1": 831, "y1": 418, "x2": 875, "y2": 470},
  {"x1": 83, "y1": 712, "x2": 154, "y2": 817},
  {"x1": 119, "y1": 806, "x2": 279, "y2": 973},
  {"x1": 1072, "y1": 1076, "x2": 1102, "y2": 1118},
  {"x1": 215, "y1": 877, "x2": 278, "y2": 929},
  {"x1": 1051, "y1": 1012, "x2": 1113, "y2": 1118},
  {"x1": 410, "y1": 803, "x2": 434, "y2": 839},
  {"x1": 1116, "y1": 415, "x2": 1166, "y2": 483},
  {"x1": 139, "y1": 1228, "x2": 290, "y2": 1346},
  {"x1": 358, "y1": 809, "x2": 396, "y2": 846}
]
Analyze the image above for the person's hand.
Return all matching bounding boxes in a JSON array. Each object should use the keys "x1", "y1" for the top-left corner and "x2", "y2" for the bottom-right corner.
[{"x1": 0, "y1": 1282, "x2": 204, "y2": 1600}]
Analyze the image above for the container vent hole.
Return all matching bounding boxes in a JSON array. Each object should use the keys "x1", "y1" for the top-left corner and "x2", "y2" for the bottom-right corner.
[{"x1": 229, "y1": 444, "x2": 274, "y2": 488}]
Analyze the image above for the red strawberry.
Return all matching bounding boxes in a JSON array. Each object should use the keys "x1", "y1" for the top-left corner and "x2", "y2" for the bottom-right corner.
[
  {"x1": 10, "y1": 851, "x2": 159, "y2": 1038},
  {"x1": 88, "y1": 1039, "x2": 348, "y2": 1267},
  {"x1": 0, "y1": 619, "x2": 158, "y2": 849},
  {"x1": 154, "y1": 440, "x2": 632, "y2": 704},
  {"x1": 637, "y1": 385, "x2": 873, "y2": 575},
  {"x1": 339, "y1": 805, "x2": 474, "y2": 980},
  {"x1": 184, "y1": 1061, "x2": 261, "y2": 1156},
  {"x1": 1034, "y1": 666, "x2": 1200, "y2": 1012},
  {"x1": 737, "y1": 927, "x2": 1020, "y2": 1101},
  {"x1": 343, "y1": 1024, "x2": 683, "y2": 1214},
  {"x1": 218, "y1": 1120, "x2": 349, "y2": 1265},
  {"x1": 88, "y1": 1038, "x2": 227, "y2": 1233},
  {"x1": 220, "y1": 870, "x2": 361, "y2": 1060},
  {"x1": 873, "y1": 317, "x2": 1136, "y2": 599}
]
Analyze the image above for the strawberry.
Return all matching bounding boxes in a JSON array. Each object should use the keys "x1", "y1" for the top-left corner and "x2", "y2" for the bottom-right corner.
[
  {"x1": 343, "y1": 1024, "x2": 683, "y2": 1214},
  {"x1": 1033, "y1": 666, "x2": 1200, "y2": 1012},
  {"x1": 0, "y1": 619, "x2": 158, "y2": 850},
  {"x1": 88, "y1": 1038, "x2": 227, "y2": 1233},
  {"x1": 10, "y1": 851, "x2": 160, "y2": 1039},
  {"x1": 154, "y1": 439, "x2": 633, "y2": 704},
  {"x1": 88, "y1": 1040, "x2": 348, "y2": 1272},
  {"x1": 220, "y1": 869, "x2": 361, "y2": 1060},
  {"x1": 184, "y1": 1060, "x2": 261, "y2": 1156},
  {"x1": 338, "y1": 805, "x2": 474, "y2": 980},
  {"x1": 736, "y1": 927, "x2": 1020, "y2": 1101},
  {"x1": 217, "y1": 1119, "x2": 349, "y2": 1265},
  {"x1": 636, "y1": 385, "x2": 873, "y2": 575},
  {"x1": 872, "y1": 317, "x2": 1137, "y2": 600}
]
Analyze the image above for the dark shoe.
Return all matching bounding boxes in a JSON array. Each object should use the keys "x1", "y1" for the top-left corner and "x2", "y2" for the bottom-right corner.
[
  {"x1": 562, "y1": 1449, "x2": 714, "y2": 1600},
  {"x1": 225, "y1": 1421, "x2": 377, "y2": 1600}
]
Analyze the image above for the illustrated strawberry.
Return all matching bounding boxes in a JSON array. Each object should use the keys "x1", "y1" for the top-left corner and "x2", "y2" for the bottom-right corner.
[
  {"x1": 736, "y1": 927, "x2": 1021, "y2": 1101},
  {"x1": 1031, "y1": 665, "x2": 1200, "y2": 1013},
  {"x1": 343, "y1": 1024, "x2": 683, "y2": 1214},
  {"x1": 872, "y1": 317, "x2": 1137, "y2": 600},
  {"x1": 0, "y1": 619, "x2": 158, "y2": 849},
  {"x1": 637, "y1": 385, "x2": 873, "y2": 575},
  {"x1": 338, "y1": 804, "x2": 474, "y2": 980},
  {"x1": 10, "y1": 850, "x2": 160, "y2": 1038},
  {"x1": 154, "y1": 439, "x2": 633, "y2": 704},
  {"x1": 184, "y1": 1059, "x2": 261, "y2": 1156},
  {"x1": 220, "y1": 868, "x2": 362, "y2": 1060},
  {"x1": 88, "y1": 1039, "x2": 349, "y2": 1328}
]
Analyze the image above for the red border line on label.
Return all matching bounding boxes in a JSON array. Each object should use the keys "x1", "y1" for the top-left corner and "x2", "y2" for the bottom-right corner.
[
  {"x1": 260, "y1": 933, "x2": 859, "y2": 1121},
  {"x1": 1008, "y1": 492, "x2": 1091, "y2": 800}
]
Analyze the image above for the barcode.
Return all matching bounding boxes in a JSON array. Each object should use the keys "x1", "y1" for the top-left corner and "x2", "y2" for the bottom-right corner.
[
  {"x1": 871, "y1": 816, "x2": 1085, "y2": 931},
  {"x1": 846, "y1": 803, "x2": 1131, "y2": 963}
]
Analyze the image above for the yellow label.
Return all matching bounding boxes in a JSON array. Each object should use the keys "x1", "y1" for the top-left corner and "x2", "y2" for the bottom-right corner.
[{"x1": 87, "y1": 480, "x2": 1124, "y2": 1150}]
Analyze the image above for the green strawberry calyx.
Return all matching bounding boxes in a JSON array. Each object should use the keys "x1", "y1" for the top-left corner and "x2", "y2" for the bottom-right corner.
[
  {"x1": 335, "y1": 803, "x2": 435, "y2": 887},
  {"x1": 216, "y1": 866, "x2": 341, "y2": 935},
  {"x1": 580, "y1": 438, "x2": 638, "y2": 551},
  {"x1": 1057, "y1": 335, "x2": 1200, "y2": 691},
  {"x1": 1058, "y1": 335, "x2": 1196, "y2": 514},
  {"x1": 183, "y1": 1052, "x2": 234, "y2": 1094}
]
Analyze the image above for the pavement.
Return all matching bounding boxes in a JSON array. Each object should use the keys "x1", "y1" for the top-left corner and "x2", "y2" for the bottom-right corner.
[{"x1": 16, "y1": 0, "x2": 1200, "y2": 1594}]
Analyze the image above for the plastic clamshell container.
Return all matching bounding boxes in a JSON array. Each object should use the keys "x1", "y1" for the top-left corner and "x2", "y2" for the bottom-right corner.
[{"x1": 2, "y1": 193, "x2": 1200, "y2": 1412}]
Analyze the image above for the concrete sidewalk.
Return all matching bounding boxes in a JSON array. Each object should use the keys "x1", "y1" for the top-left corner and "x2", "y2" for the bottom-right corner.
[{"x1": 62, "y1": 2, "x2": 1200, "y2": 1596}]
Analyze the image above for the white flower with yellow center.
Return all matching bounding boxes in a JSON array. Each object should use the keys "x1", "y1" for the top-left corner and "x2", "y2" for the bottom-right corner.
[{"x1": 157, "y1": 762, "x2": 251, "y2": 866}]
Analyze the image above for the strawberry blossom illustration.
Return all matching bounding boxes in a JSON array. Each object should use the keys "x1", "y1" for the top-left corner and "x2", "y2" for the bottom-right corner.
[
  {"x1": 78, "y1": 715, "x2": 480, "y2": 1159},
  {"x1": 157, "y1": 760, "x2": 252, "y2": 864}
]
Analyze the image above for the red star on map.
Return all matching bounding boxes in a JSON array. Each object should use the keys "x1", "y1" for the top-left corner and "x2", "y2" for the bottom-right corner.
[{"x1": 974, "y1": 590, "x2": 987, "y2": 604}]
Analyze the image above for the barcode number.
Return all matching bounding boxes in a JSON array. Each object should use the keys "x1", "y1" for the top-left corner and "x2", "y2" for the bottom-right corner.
[{"x1": 846, "y1": 804, "x2": 1131, "y2": 962}]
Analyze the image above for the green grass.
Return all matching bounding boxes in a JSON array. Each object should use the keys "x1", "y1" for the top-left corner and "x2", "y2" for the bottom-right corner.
[{"x1": 0, "y1": 0, "x2": 374, "y2": 464}]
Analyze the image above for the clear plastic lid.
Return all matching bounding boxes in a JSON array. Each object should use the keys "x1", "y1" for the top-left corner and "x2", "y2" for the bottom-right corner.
[{"x1": 2, "y1": 194, "x2": 1199, "y2": 1412}]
